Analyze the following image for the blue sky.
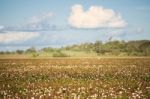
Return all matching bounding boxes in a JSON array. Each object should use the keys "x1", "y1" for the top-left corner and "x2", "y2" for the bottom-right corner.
[{"x1": 0, "y1": 0, "x2": 150, "y2": 51}]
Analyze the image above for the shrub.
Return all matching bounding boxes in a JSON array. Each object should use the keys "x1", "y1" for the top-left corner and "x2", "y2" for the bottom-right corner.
[
  {"x1": 32, "y1": 53, "x2": 39, "y2": 58},
  {"x1": 52, "y1": 51, "x2": 68, "y2": 57}
]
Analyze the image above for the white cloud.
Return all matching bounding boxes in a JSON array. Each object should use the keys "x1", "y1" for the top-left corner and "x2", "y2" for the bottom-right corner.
[
  {"x1": 0, "y1": 32, "x2": 39, "y2": 43},
  {"x1": 136, "y1": 27, "x2": 144, "y2": 33},
  {"x1": 69, "y1": 4, "x2": 127, "y2": 29},
  {"x1": 26, "y1": 12, "x2": 53, "y2": 30},
  {"x1": 0, "y1": 26, "x2": 4, "y2": 30}
]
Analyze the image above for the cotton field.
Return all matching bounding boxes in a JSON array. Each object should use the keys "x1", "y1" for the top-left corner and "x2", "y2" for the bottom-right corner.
[{"x1": 0, "y1": 58, "x2": 150, "y2": 99}]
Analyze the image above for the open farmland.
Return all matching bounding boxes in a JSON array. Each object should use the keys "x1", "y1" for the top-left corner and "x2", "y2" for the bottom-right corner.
[{"x1": 0, "y1": 58, "x2": 150, "y2": 99}]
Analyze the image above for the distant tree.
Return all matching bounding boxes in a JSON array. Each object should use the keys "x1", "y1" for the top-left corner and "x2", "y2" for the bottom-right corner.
[
  {"x1": 52, "y1": 51, "x2": 68, "y2": 57},
  {"x1": 25, "y1": 47, "x2": 36, "y2": 54},
  {"x1": 16, "y1": 50, "x2": 24, "y2": 54},
  {"x1": 93, "y1": 41, "x2": 103, "y2": 54},
  {"x1": 41, "y1": 47, "x2": 54, "y2": 52},
  {"x1": 139, "y1": 41, "x2": 150, "y2": 56},
  {"x1": 32, "y1": 53, "x2": 39, "y2": 58},
  {"x1": 0, "y1": 40, "x2": 149, "y2": 56},
  {"x1": 0, "y1": 51, "x2": 4, "y2": 55}
]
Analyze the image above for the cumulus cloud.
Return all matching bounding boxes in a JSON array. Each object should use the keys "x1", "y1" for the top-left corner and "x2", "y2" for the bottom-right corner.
[
  {"x1": 0, "y1": 32, "x2": 39, "y2": 43},
  {"x1": 69, "y1": 4, "x2": 127, "y2": 29}
]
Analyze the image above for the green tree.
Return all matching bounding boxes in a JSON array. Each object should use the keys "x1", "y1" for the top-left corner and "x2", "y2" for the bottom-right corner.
[
  {"x1": 25, "y1": 47, "x2": 36, "y2": 54},
  {"x1": 16, "y1": 50, "x2": 24, "y2": 54},
  {"x1": 93, "y1": 41, "x2": 103, "y2": 54}
]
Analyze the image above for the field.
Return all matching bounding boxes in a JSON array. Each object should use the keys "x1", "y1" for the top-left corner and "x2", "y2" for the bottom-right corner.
[{"x1": 0, "y1": 58, "x2": 150, "y2": 99}]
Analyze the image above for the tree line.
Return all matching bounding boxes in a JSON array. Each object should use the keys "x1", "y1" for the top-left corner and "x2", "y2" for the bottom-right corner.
[
  {"x1": 65, "y1": 40, "x2": 150, "y2": 56},
  {"x1": 0, "y1": 40, "x2": 150, "y2": 56}
]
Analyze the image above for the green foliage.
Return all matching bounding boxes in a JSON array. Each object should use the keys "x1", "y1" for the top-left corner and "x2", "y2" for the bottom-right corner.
[
  {"x1": 25, "y1": 47, "x2": 36, "y2": 54},
  {"x1": 0, "y1": 51, "x2": 4, "y2": 55},
  {"x1": 16, "y1": 50, "x2": 24, "y2": 54},
  {"x1": 63, "y1": 40, "x2": 150, "y2": 56},
  {"x1": 52, "y1": 51, "x2": 69, "y2": 57},
  {"x1": 32, "y1": 53, "x2": 39, "y2": 58},
  {"x1": 0, "y1": 40, "x2": 150, "y2": 57},
  {"x1": 93, "y1": 41, "x2": 102, "y2": 54},
  {"x1": 41, "y1": 47, "x2": 55, "y2": 52},
  {"x1": 125, "y1": 40, "x2": 150, "y2": 56}
]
